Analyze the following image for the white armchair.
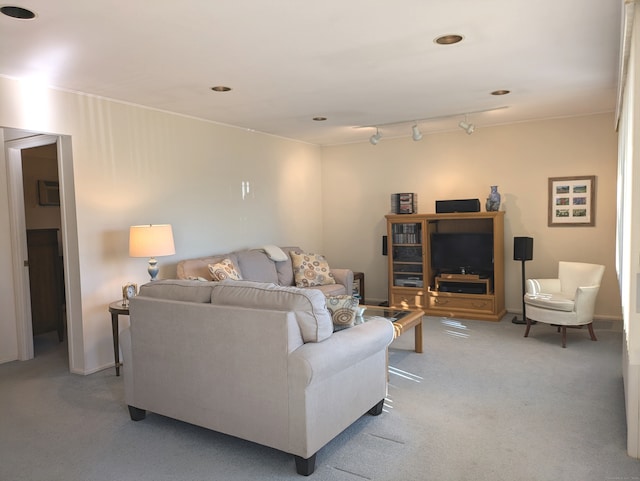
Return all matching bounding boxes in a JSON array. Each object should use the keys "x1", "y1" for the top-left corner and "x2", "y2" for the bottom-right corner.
[{"x1": 523, "y1": 261, "x2": 605, "y2": 348}]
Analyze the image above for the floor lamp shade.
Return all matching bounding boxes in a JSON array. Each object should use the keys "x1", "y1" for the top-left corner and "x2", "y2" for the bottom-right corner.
[{"x1": 129, "y1": 224, "x2": 176, "y2": 280}]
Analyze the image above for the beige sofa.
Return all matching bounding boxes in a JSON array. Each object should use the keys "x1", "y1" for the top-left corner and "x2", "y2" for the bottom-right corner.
[
  {"x1": 120, "y1": 279, "x2": 394, "y2": 475},
  {"x1": 176, "y1": 246, "x2": 353, "y2": 297}
]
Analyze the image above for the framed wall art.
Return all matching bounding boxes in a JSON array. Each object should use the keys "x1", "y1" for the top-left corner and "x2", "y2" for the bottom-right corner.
[
  {"x1": 548, "y1": 175, "x2": 596, "y2": 227},
  {"x1": 37, "y1": 180, "x2": 60, "y2": 206}
]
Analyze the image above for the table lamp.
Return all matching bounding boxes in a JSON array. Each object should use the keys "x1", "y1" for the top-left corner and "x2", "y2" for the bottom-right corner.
[{"x1": 129, "y1": 224, "x2": 175, "y2": 281}]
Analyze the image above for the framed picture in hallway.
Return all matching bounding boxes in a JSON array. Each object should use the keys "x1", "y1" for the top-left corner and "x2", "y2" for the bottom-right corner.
[
  {"x1": 548, "y1": 175, "x2": 596, "y2": 227},
  {"x1": 37, "y1": 180, "x2": 60, "y2": 206}
]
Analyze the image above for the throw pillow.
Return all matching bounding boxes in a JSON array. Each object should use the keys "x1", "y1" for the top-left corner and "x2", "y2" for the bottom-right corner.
[
  {"x1": 290, "y1": 251, "x2": 336, "y2": 287},
  {"x1": 326, "y1": 295, "x2": 359, "y2": 330},
  {"x1": 208, "y1": 258, "x2": 243, "y2": 281}
]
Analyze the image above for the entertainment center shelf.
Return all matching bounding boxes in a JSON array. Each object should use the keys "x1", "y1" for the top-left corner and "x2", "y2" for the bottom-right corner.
[{"x1": 385, "y1": 211, "x2": 506, "y2": 321}]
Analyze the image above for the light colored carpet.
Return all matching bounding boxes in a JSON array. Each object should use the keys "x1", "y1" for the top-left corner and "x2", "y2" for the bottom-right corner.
[{"x1": 1, "y1": 316, "x2": 638, "y2": 481}]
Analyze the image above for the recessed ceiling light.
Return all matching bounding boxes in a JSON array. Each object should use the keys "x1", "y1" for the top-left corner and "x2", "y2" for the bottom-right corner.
[
  {"x1": 434, "y1": 34, "x2": 463, "y2": 45},
  {"x1": 312, "y1": 117, "x2": 327, "y2": 121},
  {"x1": 491, "y1": 90, "x2": 511, "y2": 96},
  {"x1": 1, "y1": 5, "x2": 36, "y2": 19},
  {"x1": 210, "y1": 86, "x2": 231, "y2": 92}
]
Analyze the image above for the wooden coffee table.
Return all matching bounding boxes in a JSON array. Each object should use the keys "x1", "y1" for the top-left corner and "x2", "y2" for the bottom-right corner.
[{"x1": 360, "y1": 305, "x2": 424, "y2": 353}]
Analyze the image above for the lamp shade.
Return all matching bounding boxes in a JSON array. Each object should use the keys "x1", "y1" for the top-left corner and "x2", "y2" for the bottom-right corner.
[{"x1": 129, "y1": 224, "x2": 175, "y2": 258}]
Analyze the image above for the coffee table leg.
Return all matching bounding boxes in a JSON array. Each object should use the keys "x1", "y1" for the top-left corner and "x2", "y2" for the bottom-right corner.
[{"x1": 414, "y1": 319, "x2": 423, "y2": 353}]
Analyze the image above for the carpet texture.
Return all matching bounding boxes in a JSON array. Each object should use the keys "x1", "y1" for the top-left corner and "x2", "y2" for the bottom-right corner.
[{"x1": 1, "y1": 316, "x2": 638, "y2": 480}]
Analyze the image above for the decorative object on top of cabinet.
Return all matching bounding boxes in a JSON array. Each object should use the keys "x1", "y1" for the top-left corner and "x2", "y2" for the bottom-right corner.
[
  {"x1": 385, "y1": 212, "x2": 506, "y2": 322},
  {"x1": 486, "y1": 186, "x2": 501, "y2": 211},
  {"x1": 391, "y1": 193, "x2": 418, "y2": 214}
]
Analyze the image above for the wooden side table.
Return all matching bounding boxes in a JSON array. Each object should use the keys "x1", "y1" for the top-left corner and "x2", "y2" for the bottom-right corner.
[
  {"x1": 353, "y1": 272, "x2": 365, "y2": 304},
  {"x1": 108, "y1": 300, "x2": 129, "y2": 376}
]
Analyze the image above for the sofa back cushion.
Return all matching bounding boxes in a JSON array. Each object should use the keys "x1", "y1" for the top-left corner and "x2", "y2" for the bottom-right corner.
[
  {"x1": 138, "y1": 279, "x2": 215, "y2": 303},
  {"x1": 235, "y1": 249, "x2": 279, "y2": 284},
  {"x1": 275, "y1": 246, "x2": 300, "y2": 286},
  {"x1": 210, "y1": 280, "x2": 333, "y2": 343},
  {"x1": 177, "y1": 253, "x2": 240, "y2": 281}
]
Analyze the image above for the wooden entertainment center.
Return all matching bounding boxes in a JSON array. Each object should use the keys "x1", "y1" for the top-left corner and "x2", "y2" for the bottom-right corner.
[{"x1": 385, "y1": 211, "x2": 506, "y2": 321}]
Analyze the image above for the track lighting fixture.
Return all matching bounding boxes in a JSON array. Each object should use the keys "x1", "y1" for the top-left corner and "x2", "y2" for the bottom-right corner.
[
  {"x1": 369, "y1": 128, "x2": 382, "y2": 145},
  {"x1": 411, "y1": 124, "x2": 423, "y2": 141},
  {"x1": 359, "y1": 107, "x2": 502, "y2": 143},
  {"x1": 458, "y1": 116, "x2": 475, "y2": 135}
]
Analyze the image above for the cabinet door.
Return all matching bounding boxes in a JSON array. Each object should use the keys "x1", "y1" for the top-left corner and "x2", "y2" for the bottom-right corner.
[{"x1": 389, "y1": 221, "x2": 425, "y2": 288}]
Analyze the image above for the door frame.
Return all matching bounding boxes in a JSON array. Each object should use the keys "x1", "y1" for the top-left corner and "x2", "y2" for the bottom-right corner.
[{"x1": 5, "y1": 133, "x2": 82, "y2": 372}]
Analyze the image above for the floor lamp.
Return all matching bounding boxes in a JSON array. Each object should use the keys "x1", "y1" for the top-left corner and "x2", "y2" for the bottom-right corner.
[{"x1": 512, "y1": 237, "x2": 533, "y2": 325}]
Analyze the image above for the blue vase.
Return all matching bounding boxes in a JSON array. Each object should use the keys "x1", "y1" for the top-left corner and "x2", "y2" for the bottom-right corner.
[{"x1": 486, "y1": 186, "x2": 501, "y2": 211}]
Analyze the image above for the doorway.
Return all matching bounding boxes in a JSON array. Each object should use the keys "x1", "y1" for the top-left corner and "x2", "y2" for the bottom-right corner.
[
  {"x1": 21, "y1": 143, "x2": 66, "y2": 356},
  {"x1": 4, "y1": 130, "x2": 82, "y2": 372}
]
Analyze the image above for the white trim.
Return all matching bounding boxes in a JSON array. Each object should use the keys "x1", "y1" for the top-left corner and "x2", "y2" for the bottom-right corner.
[
  {"x1": 4, "y1": 135, "x2": 59, "y2": 359},
  {"x1": 4, "y1": 134, "x2": 83, "y2": 373}
]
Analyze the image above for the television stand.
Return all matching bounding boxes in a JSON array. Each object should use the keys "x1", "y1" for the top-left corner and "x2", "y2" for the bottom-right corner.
[{"x1": 385, "y1": 211, "x2": 506, "y2": 321}]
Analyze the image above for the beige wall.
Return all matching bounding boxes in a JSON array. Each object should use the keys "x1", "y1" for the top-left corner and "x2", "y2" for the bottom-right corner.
[
  {"x1": 321, "y1": 113, "x2": 622, "y2": 319},
  {"x1": 0, "y1": 75, "x2": 323, "y2": 372},
  {"x1": 0, "y1": 72, "x2": 622, "y2": 374}
]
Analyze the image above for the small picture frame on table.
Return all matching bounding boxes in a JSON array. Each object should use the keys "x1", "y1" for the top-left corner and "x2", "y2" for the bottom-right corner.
[{"x1": 548, "y1": 175, "x2": 596, "y2": 227}]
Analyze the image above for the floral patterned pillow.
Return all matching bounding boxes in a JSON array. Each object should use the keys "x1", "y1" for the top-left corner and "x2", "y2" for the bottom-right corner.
[
  {"x1": 208, "y1": 258, "x2": 243, "y2": 281},
  {"x1": 290, "y1": 251, "x2": 336, "y2": 287},
  {"x1": 326, "y1": 295, "x2": 360, "y2": 330}
]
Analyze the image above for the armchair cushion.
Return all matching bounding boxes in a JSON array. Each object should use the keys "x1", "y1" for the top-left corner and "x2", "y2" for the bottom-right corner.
[{"x1": 524, "y1": 292, "x2": 574, "y2": 312}]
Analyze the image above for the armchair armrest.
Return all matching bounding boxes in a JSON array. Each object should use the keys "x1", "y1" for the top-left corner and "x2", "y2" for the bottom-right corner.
[
  {"x1": 526, "y1": 278, "x2": 561, "y2": 295},
  {"x1": 574, "y1": 285, "x2": 600, "y2": 323},
  {"x1": 288, "y1": 318, "x2": 393, "y2": 387},
  {"x1": 330, "y1": 268, "x2": 354, "y2": 293}
]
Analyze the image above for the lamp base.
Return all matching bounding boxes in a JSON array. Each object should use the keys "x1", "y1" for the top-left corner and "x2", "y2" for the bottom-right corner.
[{"x1": 148, "y1": 257, "x2": 159, "y2": 281}]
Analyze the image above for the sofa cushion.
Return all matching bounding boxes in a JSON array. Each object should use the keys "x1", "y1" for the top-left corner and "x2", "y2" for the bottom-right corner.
[
  {"x1": 235, "y1": 249, "x2": 279, "y2": 284},
  {"x1": 210, "y1": 280, "x2": 333, "y2": 343},
  {"x1": 208, "y1": 258, "x2": 243, "y2": 281},
  {"x1": 326, "y1": 295, "x2": 359, "y2": 330},
  {"x1": 178, "y1": 253, "x2": 240, "y2": 280},
  {"x1": 138, "y1": 279, "x2": 215, "y2": 303},
  {"x1": 275, "y1": 246, "x2": 300, "y2": 286},
  {"x1": 290, "y1": 251, "x2": 336, "y2": 288}
]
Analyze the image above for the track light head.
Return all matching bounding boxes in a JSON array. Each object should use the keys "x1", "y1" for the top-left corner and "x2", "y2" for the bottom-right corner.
[
  {"x1": 458, "y1": 120, "x2": 475, "y2": 135},
  {"x1": 370, "y1": 128, "x2": 382, "y2": 145},
  {"x1": 411, "y1": 124, "x2": 423, "y2": 141}
]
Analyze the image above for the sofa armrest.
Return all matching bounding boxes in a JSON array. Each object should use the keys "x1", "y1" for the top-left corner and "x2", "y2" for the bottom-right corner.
[
  {"x1": 288, "y1": 318, "x2": 393, "y2": 387},
  {"x1": 330, "y1": 268, "x2": 354, "y2": 293}
]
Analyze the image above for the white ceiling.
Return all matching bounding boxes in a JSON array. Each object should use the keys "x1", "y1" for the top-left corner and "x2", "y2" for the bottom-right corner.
[{"x1": 0, "y1": 0, "x2": 624, "y2": 145}]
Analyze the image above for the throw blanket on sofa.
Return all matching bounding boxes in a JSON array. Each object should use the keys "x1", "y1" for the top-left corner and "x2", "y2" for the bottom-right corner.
[{"x1": 259, "y1": 244, "x2": 289, "y2": 262}]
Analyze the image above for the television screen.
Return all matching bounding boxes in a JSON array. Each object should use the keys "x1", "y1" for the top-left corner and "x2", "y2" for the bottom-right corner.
[{"x1": 430, "y1": 232, "x2": 494, "y2": 274}]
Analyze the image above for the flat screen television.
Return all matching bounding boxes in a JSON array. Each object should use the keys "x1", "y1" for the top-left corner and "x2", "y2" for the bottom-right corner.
[{"x1": 430, "y1": 232, "x2": 494, "y2": 275}]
